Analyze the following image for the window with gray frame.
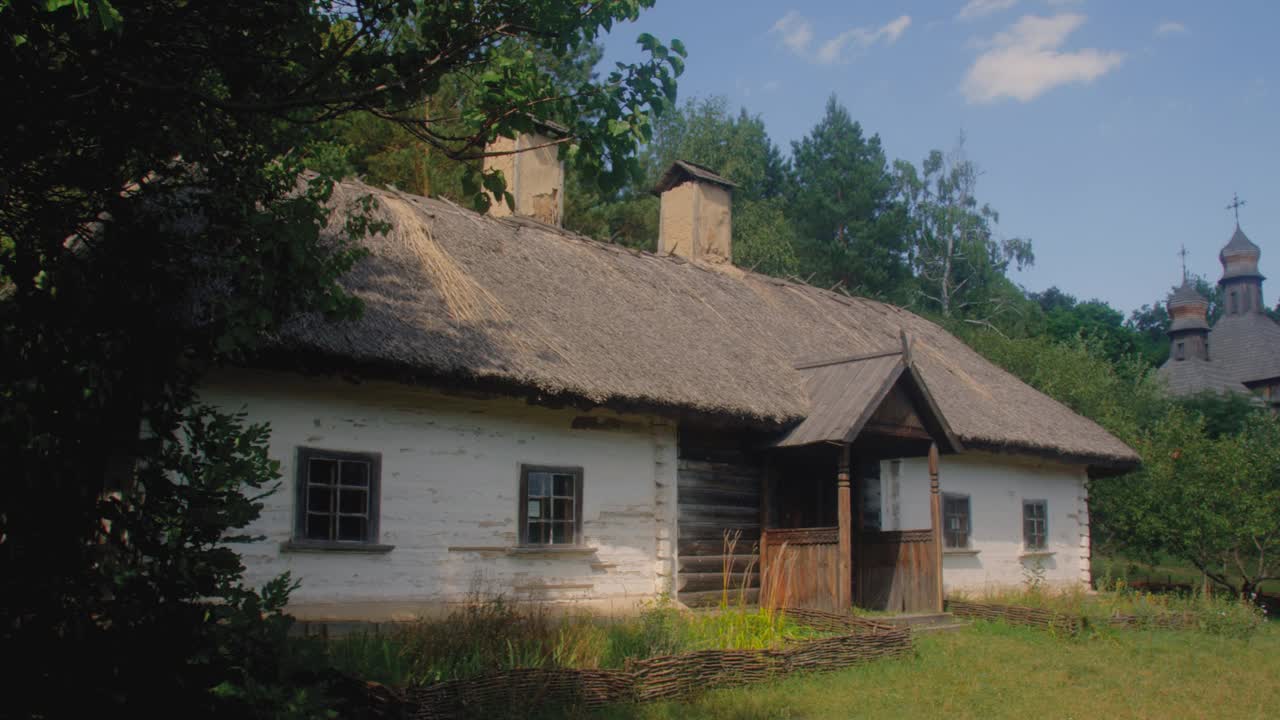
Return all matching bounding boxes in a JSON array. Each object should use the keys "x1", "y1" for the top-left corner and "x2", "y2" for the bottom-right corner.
[
  {"x1": 943, "y1": 493, "x2": 970, "y2": 549},
  {"x1": 519, "y1": 465, "x2": 584, "y2": 546},
  {"x1": 1023, "y1": 499, "x2": 1048, "y2": 550},
  {"x1": 295, "y1": 447, "x2": 381, "y2": 544}
]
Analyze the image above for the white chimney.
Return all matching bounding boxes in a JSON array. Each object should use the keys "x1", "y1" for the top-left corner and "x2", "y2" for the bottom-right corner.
[
  {"x1": 653, "y1": 161, "x2": 736, "y2": 263},
  {"x1": 482, "y1": 127, "x2": 565, "y2": 226}
]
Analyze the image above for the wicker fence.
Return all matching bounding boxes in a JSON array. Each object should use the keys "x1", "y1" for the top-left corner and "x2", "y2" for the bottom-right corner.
[
  {"x1": 948, "y1": 600, "x2": 1209, "y2": 634},
  {"x1": 946, "y1": 600, "x2": 1084, "y2": 635},
  {"x1": 404, "y1": 608, "x2": 911, "y2": 720}
]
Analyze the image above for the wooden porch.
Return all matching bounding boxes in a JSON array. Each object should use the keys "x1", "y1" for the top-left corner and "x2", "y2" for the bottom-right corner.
[
  {"x1": 676, "y1": 336, "x2": 959, "y2": 615},
  {"x1": 758, "y1": 445, "x2": 945, "y2": 614}
]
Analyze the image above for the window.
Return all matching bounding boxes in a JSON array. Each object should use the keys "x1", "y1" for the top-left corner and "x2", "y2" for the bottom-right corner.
[
  {"x1": 943, "y1": 493, "x2": 970, "y2": 549},
  {"x1": 1175, "y1": 341, "x2": 1185, "y2": 361},
  {"x1": 1023, "y1": 500, "x2": 1048, "y2": 550},
  {"x1": 519, "y1": 465, "x2": 583, "y2": 546},
  {"x1": 1231, "y1": 291, "x2": 1239, "y2": 314},
  {"x1": 295, "y1": 447, "x2": 381, "y2": 544}
]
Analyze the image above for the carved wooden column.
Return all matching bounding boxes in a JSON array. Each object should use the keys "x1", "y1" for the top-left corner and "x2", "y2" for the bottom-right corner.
[
  {"x1": 837, "y1": 444, "x2": 853, "y2": 610},
  {"x1": 928, "y1": 442, "x2": 944, "y2": 612}
]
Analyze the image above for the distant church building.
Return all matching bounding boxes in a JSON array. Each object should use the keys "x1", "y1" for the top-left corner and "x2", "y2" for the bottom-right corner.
[{"x1": 1158, "y1": 221, "x2": 1280, "y2": 409}]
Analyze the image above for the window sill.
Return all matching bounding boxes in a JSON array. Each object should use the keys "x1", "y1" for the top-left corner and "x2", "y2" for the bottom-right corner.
[
  {"x1": 1019, "y1": 550, "x2": 1056, "y2": 559},
  {"x1": 508, "y1": 545, "x2": 597, "y2": 556},
  {"x1": 943, "y1": 548, "x2": 981, "y2": 556},
  {"x1": 281, "y1": 540, "x2": 395, "y2": 554}
]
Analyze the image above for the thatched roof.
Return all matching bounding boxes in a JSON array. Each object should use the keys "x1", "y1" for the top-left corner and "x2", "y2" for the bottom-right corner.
[{"x1": 277, "y1": 181, "x2": 1138, "y2": 468}]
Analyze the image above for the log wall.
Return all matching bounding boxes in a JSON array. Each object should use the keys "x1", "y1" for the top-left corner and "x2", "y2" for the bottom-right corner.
[{"x1": 675, "y1": 427, "x2": 763, "y2": 607}]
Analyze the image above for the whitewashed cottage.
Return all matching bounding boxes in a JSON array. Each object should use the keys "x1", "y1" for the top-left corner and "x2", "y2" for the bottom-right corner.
[{"x1": 202, "y1": 136, "x2": 1138, "y2": 621}]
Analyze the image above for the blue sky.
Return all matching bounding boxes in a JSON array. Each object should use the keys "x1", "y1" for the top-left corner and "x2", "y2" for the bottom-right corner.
[{"x1": 599, "y1": 1, "x2": 1279, "y2": 315}]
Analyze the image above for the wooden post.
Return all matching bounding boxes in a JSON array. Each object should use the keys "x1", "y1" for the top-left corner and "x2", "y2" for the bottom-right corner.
[
  {"x1": 928, "y1": 442, "x2": 944, "y2": 613},
  {"x1": 837, "y1": 444, "x2": 853, "y2": 610}
]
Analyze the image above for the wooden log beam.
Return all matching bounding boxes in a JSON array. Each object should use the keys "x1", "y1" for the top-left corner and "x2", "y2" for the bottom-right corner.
[
  {"x1": 837, "y1": 444, "x2": 853, "y2": 610},
  {"x1": 928, "y1": 442, "x2": 944, "y2": 613}
]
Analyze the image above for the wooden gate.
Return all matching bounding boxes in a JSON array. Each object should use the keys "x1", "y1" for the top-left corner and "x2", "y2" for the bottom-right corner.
[
  {"x1": 855, "y1": 529, "x2": 939, "y2": 613},
  {"x1": 759, "y1": 527, "x2": 841, "y2": 612}
]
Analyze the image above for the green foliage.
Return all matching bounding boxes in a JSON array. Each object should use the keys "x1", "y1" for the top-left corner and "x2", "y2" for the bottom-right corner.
[
  {"x1": 1100, "y1": 407, "x2": 1280, "y2": 598},
  {"x1": 1, "y1": 0, "x2": 678, "y2": 715},
  {"x1": 788, "y1": 96, "x2": 909, "y2": 299}
]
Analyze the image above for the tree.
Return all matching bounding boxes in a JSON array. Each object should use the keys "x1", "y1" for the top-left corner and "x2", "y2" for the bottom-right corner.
[
  {"x1": 1097, "y1": 407, "x2": 1280, "y2": 599},
  {"x1": 312, "y1": 40, "x2": 606, "y2": 199},
  {"x1": 1027, "y1": 288, "x2": 1156, "y2": 368},
  {"x1": 895, "y1": 135, "x2": 1034, "y2": 324},
  {"x1": 788, "y1": 96, "x2": 909, "y2": 299},
  {"x1": 1, "y1": 1, "x2": 681, "y2": 714}
]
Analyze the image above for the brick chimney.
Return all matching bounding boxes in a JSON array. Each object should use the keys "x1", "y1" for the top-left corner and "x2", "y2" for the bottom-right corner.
[
  {"x1": 482, "y1": 126, "x2": 565, "y2": 226},
  {"x1": 653, "y1": 161, "x2": 736, "y2": 263}
]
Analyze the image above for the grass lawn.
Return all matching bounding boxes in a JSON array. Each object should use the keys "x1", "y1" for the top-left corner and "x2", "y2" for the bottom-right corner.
[{"x1": 590, "y1": 621, "x2": 1280, "y2": 720}]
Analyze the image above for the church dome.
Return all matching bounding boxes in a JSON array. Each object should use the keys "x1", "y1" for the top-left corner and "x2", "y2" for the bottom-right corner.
[
  {"x1": 1219, "y1": 226, "x2": 1263, "y2": 281},
  {"x1": 1167, "y1": 279, "x2": 1209, "y2": 332}
]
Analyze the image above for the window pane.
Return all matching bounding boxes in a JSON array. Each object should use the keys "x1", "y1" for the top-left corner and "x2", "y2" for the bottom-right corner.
[
  {"x1": 528, "y1": 472, "x2": 551, "y2": 498},
  {"x1": 305, "y1": 513, "x2": 331, "y2": 541},
  {"x1": 308, "y1": 486, "x2": 332, "y2": 513},
  {"x1": 527, "y1": 520, "x2": 549, "y2": 545},
  {"x1": 309, "y1": 458, "x2": 337, "y2": 485},
  {"x1": 552, "y1": 497, "x2": 574, "y2": 523},
  {"x1": 552, "y1": 521, "x2": 573, "y2": 545},
  {"x1": 340, "y1": 461, "x2": 370, "y2": 487},
  {"x1": 527, "y1": 499, "x2": 545, "y2": 520},
  {"x1": 338, "y1": 515, "x2": 367, "y2": 541},
  {"x1": 339, "y1": 488, "x2": 367, "y2": 514},
  {"x1": 553, "y1": 473, "x2": 575, "y2": 497}
]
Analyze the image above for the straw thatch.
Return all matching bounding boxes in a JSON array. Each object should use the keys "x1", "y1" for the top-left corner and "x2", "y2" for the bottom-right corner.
[{"x1": 277, "y1": 180, "x2": 1138, "y2": 468}]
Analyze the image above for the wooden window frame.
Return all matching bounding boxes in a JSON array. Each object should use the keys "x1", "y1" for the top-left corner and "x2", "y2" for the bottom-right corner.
[
  {"x1": 943, "y1": 492, "x2": 971, "y2": 549},
  {"x1": 1023, "y1": 499, "x2": 1048, "y2": 551},
  {"x1": 293, "y1": 447, "x2": 383, "y2": 547},
  {"x1": 518, "y1": 464, "x2": 584, "y2": 548}
]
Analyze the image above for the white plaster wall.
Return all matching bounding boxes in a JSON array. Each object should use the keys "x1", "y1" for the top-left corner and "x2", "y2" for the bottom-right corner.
[
  {"x1": 200, "y1": 369, "x2": 677, "y2": 621},
  {"x1": 882, "y1": 453, "x2": 1090, "y2": 594}
]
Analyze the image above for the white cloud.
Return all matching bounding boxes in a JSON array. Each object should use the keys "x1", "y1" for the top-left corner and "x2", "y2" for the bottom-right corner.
[
  {"x1": 1155, "y1": 20, "x2": 1188, "y2": 37},
  {"x1": 957, "y1": 0, "x2": 1019, "y2": 21},
  {"x1": 771, "y1": 12, "x2": 910, "y2": 64},
  {"x1": 962, "y1": 14, "x2": 1125, "y2": 103},
  {"x1": 771, "y1": 11, "x2": 814, "y2": 54}
]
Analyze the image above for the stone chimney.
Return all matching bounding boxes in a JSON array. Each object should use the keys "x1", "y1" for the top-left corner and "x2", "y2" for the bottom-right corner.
[
  {"x1": 653, "y1": 161, "x2": 736, "y2": 263},
  {"x1": 482, "y1": 126, "x2": 565, "y2": 226}
]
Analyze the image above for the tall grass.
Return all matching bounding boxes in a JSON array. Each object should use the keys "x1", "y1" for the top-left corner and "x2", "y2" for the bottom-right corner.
[
  {"x1": 322, "y1": 594, "x2": 826, "y2": 688},
  {"x1": 953, "y1": 576, "x2": 1265, "y2": 638}
]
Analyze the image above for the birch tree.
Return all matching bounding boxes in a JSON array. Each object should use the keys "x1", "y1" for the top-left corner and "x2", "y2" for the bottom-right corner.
[{"x1": 896, "y1": 136, "x2": 1033, "y2": 322}]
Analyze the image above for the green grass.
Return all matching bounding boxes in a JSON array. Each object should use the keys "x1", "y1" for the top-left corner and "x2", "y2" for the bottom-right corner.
[
  {"x1": 589, "y1": 622, "x2": 1280, "y2": 720},
  {"x1": 321, "y1": 598, "x2": 827, "y2": 687}
]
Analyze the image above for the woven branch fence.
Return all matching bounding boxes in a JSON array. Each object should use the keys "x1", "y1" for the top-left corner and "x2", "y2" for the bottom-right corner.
[
  {"x1": 948, "y1": 601, "x2": 1207, "y2": 634},
  {"x1": 947, "y1": 600, "x2": 1084, "y2": 635},
  {"x1": 404, "y1": 608, "x2": 911, "y2": 720}
]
